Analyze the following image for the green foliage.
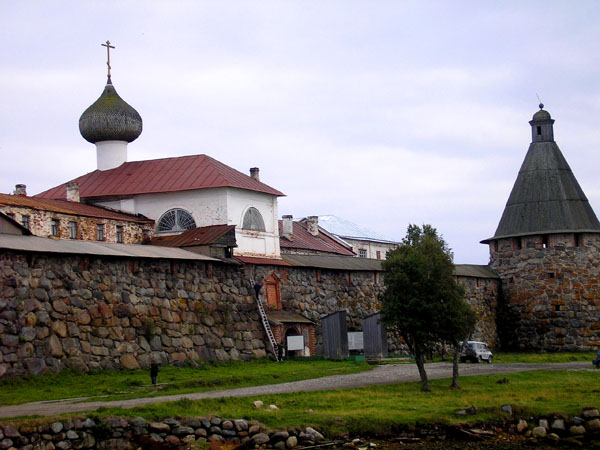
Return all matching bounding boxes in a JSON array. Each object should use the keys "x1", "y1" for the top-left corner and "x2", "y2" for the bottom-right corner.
[{"x1": 380, "y1": 224, "x2": 472, "y2": 390}]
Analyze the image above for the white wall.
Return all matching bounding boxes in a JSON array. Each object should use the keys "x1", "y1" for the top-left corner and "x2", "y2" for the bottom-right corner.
[
  {"x1": 346, "y1": 238, "x2": 397, "y2": 260},
  {"x1": 95, "y1": 187, "x2": 281, "y2": 257}
]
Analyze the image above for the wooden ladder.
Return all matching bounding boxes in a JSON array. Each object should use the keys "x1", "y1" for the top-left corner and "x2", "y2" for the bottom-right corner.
[{"x1": 254, "y1": 288, "x2": 280, "y2": 362}]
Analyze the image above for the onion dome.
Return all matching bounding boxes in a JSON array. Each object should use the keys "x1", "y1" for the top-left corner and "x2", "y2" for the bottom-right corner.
[{"x1": 79, "y1": 78, "x2": 143, "y2": 144}]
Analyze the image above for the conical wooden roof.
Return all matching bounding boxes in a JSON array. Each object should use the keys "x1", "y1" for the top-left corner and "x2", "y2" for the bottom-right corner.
[{"x1": 485, "y1": 108, "x2": 600, "y2": 241}]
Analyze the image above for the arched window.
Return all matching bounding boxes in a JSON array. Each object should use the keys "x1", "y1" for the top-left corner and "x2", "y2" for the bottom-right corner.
[
  {"x1": 157, "y1": 208, "x2": 196, "y2": 233},
  {"x1": 242, "y1": 207, "x2": 265, "y2": 232}
]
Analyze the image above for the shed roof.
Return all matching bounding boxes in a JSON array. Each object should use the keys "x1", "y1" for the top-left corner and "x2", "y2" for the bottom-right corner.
[
  {"x1": 148, "y1": 224, "x2": 237, "y2": 248},
  {"x1": 485, "y1": 141, "x2": 600, "y2": 242},
  {"x1": 454, "y1": 264, "x2": 499, "y2": 279},
  {"x1": 0, "y1": 233, "x2": 218, "y2": 261},
  {"x1": 281, "y1": 254, "x2": 383, "y2": 271},
  {"x1": 35, "y1": 154, "x2": 284, "y2": 200},
  {"x1": 267, "y1": 311, "x2": 314, "y2": 325},
  {"x1": 0, "y1": 193, "x2": 153, "y2": 223}
]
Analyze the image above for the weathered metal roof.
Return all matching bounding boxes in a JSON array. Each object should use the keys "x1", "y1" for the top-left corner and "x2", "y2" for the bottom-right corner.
[
  {"x1": 36, "y1": 154, "x2": 284, "y2": 200},
  {"x1": 234, "y1": 256, "x2": 291, "y2": 266},
  {"x1": 281, "y1": 254, "x2": 383, "y2": 271},
  {"x1": 487, "y1": 139, "x2": 600, "y2": 241},
  {"x1": 0, "y1": 234, "x2": 218, "y2": 261},
  {"x1": 267, "y1": 311, "x2": 314, "y2": 325},
  {"x1": 79, "y1": 80, "x2": 143, "y2": 144},
  {"x1": 148, "y1": 224, "x2": 237, "y2": 248},
  {"x1": 279, "y1": 221, "x2": 355, "y2": 256},
  {"x1": 0, "y1": 193, "x2": 153, "y2": 223},
  {"x1": 453, "y1": 264, "x2": 498, "y2": 279}
]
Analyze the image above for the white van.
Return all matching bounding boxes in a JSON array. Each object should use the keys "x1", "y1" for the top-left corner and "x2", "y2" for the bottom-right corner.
[{"x1": 460, "y1": 341, "x2": 493, "y2": 363}]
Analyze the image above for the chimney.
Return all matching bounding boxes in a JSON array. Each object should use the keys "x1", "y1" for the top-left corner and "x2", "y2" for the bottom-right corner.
[
  {"x1": 306, "y1": 216, "x2": 319, "y2": 236},
  {"x1": 282, "y1": 215, "x2": 294, "y2": 240},
  {"x1": 14, "y1": 184, "x2": 27, "y2": 196},
  {"x1": 250, "y1": 167, "x2": 260, "y2": 181},
  {"x1": 66, "y1": 182, "x2": 80, "y2": 202}
]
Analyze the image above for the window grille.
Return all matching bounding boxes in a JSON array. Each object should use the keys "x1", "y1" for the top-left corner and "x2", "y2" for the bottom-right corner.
[
  {"x1": 157, "y1": 209, "x2": 196, "y2": 233},
  {"x1": 242, "y1": 207, "x2": 265, "y2": 231}
]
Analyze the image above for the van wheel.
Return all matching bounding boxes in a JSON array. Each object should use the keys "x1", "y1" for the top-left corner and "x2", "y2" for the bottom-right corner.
[
  {"x1": 487, "y1": 356, "x2": 493, "y2": 364},
  {"x1": 478, "y1": 356, "x2": 483, "y2": 363}
]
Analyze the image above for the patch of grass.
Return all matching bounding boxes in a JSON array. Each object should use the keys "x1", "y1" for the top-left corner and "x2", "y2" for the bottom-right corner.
[
  {"x1": 0, "y1": 359, "x2": 371, "y2": 406},
  {"x1": 493, "y1": 351, "x2": 595, "y2": 363},
  {"x1": 94, "y1": 369, "x2": 600, "y2": 437}
]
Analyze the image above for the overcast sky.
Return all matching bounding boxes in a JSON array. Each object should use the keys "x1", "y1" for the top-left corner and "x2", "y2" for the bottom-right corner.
[{"x1": 2, "y1": 1, "x2": 600, "y2": 264}]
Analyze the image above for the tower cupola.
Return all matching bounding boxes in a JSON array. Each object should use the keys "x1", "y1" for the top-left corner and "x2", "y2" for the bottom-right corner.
[
  {"x1": 529, "y1": 103, "x2": 554, "y2": 143},
  {"x1": 78, "y1": 41, "x2": 142, "y2": 171}
]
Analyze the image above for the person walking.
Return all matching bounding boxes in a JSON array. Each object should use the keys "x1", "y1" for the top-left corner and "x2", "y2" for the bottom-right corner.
[{"x1": 150, "y1": 359, "x2": 159, "y2": 387}]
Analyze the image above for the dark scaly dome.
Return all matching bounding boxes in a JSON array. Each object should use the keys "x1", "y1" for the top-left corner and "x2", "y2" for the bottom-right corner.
[{"x1": 79, "y1": 78, "x2": 142, "y2": 143}]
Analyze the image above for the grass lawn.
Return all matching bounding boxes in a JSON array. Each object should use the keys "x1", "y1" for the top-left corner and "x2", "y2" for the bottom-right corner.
[
  {"x1": 96, "y1": 369, "x2": 600, "y2": 437},
  {"x1": 492, "y1": 351, "x2": 595, "y2": 363},
  {"x1": 0, "y1": 359, "x2": 372, "y2": 406}
]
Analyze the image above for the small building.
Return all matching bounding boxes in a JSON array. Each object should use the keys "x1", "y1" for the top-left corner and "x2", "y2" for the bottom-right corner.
[
  {"x1": 312, "y1": 215, "x2": 399, "y2": 259},
  {"x1": 0, "y1": 188, "x2": 153, "y2": 244}
]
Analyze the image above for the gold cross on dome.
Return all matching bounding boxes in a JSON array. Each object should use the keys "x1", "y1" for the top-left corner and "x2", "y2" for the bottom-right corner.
[{"x1": 101, "y1": 40, "x2": 115, "y2": 78}]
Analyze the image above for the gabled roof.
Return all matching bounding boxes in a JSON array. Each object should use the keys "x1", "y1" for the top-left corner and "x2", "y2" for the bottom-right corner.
[
  {"x1": 316, "y1": 215, "x2": 399, "y2": 244},
  {"x1": 0, "y1": 212, "x2": 32, "y2": 235},
  {"x1": 35, "y1": 154, "x2": 284, "y2": 200},
  {"x1": 279, "y1": 221, "x2": 355, "y2": 256},
  {"x1": 147, "y1": 224, "x2": 236, "y2": 248},
  {"x1": 0, "y1": 193, "x2": 153, "y2": 223},
  {"x1": 486, "y1": 141, "x2": 600, "y2": 241}
]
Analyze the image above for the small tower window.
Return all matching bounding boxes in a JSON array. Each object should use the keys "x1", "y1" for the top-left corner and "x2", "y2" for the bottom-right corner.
[
  {"x1": 242, "y1": 207, "x2": 266, "y2": 232},
  {"x1": 536, "y1": 126, "x2": 542, "y2": 136},
  {"x1": 542, "y1": 235, "x2": 549, "y2": 248},
  {"x1": 157, "y1": 208, "x2": 197, "y2": 233},
  {"x1": 116, "y1": 225, "x2": 124, "y2": 243},
  {"x1": 21, "y1": 215, "x2": 30, "y2": 229}
]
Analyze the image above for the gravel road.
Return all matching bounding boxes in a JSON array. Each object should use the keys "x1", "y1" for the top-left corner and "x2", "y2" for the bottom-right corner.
[{"x1": 0, "y1": 361, "x2": 591, "y2": 419}]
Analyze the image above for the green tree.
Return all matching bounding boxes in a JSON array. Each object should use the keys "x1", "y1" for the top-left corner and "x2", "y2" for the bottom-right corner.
[
  {"x1": 439, "y1": 291, "x2": 477, "y2": 389},
  {"x1": 381, "y1": 224, "x2": 468, "y2": 392}
]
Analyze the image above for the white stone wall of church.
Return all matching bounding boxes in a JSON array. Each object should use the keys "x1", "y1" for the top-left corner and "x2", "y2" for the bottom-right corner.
[
  {"x1": 96, "y1": 188, "x2": 229, "y2": 229},
  {"x1": 96, "y1": 187, "x2": 281, "y2": 257},
  {"x1": 227, "y1": 189, "x2": 281, "y2": 258}
]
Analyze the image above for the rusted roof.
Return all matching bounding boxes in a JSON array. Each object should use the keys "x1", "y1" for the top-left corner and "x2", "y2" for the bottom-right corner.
[
  {"x1": 0, "y1": 193, "x2": 153, "y2": 223},
  {"x1": 148, "y1": 224, "x2": 236, "y2": 248},
  {"x1": 36, "y1": 154, "x2": 284, "y2": 200},
  {"x1": 234, "y1": 256, "x2": 291, "y2": 266},
  {"x1": 279, "y1": 221, "x2": 355, "y2": 256}
]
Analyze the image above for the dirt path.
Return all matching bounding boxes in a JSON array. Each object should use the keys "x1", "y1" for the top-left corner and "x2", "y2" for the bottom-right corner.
[{"x1": 0, "y1": 361, "x2": 591, "y2": 419}]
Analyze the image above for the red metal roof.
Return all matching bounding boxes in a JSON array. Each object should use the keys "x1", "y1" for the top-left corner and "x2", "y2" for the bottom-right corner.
[
  {"x1": 148, "y1": 224, "x2": 236, "y2": 248},
  {"x1": 0, "y1": 193, "x2": 153, "y2": 223},
  {"x1": 234, "y1": 256, "x2": 291, "y2": 266},
  {"x1": 279, "y1": 221, "x2": 355, "y2": 256},
  {"x1": 35, "y1": 154, "x2": 285, "y2": 200}
]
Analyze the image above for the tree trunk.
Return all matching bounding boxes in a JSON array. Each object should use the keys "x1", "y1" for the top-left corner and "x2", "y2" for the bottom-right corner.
[
  {"x1": 414, "y1": 351, "x2": 430, "y2": 392},
  {"x1": 451, "y1": 344, "x2": 460, "y2": 389}
]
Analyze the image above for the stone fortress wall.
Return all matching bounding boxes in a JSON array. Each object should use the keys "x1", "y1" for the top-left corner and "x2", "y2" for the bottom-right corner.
[
  {"x1": 0, "y1": 249, "x2": 499, "y2": 377},
  {"x1": 490, "y1": 232, "x2": 600, "y2": 351}
]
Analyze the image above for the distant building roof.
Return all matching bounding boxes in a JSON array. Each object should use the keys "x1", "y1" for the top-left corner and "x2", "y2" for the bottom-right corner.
[
  {"x1": 147, "y1": 224, "x2": 236, "y2": 248},
  {"x1": 35, "y1": 154, "x2": 284, "y2": 200},
  {"x1": 0, "y1": 193, "x2": 153, "y2": 223},
  {"x1": 483, "y1": 107, "x2": 600, "y2": 242},
  {"x1": 316, "y1": 215, "x2": 399, "y2": 243},
  {"x1": 279, "y1": 220, "x2": 355, "y2": 256}
]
